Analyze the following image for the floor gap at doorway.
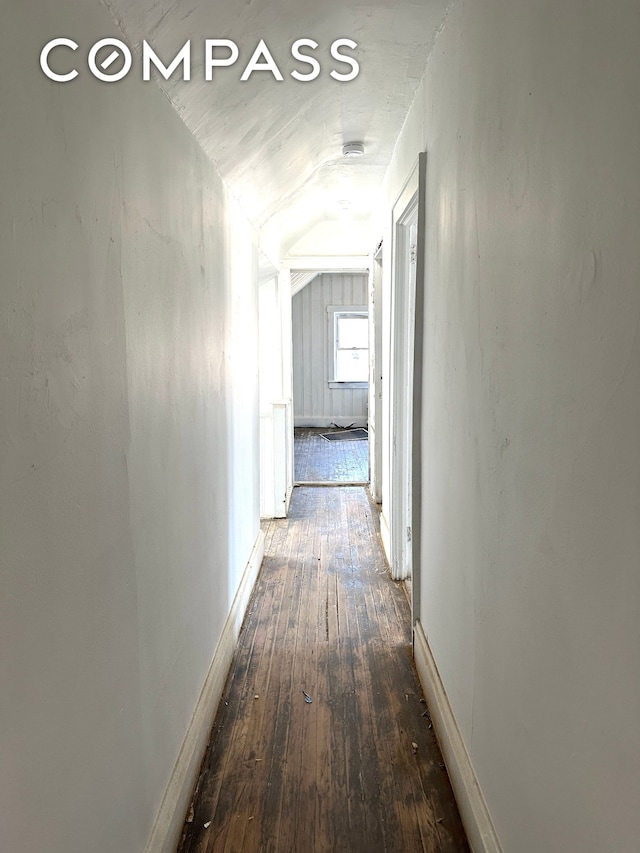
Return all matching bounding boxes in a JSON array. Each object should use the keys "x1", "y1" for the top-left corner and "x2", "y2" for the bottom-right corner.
[{"x1": 177, "y1": 486, "x2": 469, "y2": 853}]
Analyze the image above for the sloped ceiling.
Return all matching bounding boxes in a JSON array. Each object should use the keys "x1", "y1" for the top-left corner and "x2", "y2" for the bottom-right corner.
[{"x1": 104, "y1": 0, "x2": 449, "y2": 257}]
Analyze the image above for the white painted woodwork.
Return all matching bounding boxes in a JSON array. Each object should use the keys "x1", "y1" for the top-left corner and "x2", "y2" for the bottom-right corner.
[
  {"x1": 414, "y1": 621, "x2": 502, "y2": 853},
  {"x1": 387, "y1": 177, "x2": 419, "y2": 584},
  {"x1": 260, "y1": 412, "x2": 276, "y2": 517},
  {"x1": 259, "y1": 272, "x2": 294, "y2": 519},
  {"x1": 145, "y1": 531, "x2": 265, "y2": 853},
  {"x1": 263, "y1": 400, "x2": 293, "y2": 517},
  {"x1": 368, "y1": 252, "x2": 384, "y2": 503},
  {"x1": 292, "y1": 273, "x2": 369, "y2": 427}
]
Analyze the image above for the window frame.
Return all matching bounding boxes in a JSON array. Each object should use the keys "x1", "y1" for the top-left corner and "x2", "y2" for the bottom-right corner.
[{"x1": 327, "y1": 305, "x2": 369, "y2": 389}]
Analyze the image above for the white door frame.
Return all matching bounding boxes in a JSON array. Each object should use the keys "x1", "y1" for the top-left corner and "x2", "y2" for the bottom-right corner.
[
  {"x1": 386, "y1": 155, "x2": 427, "y2": 621},
  {"x1": 390, "y1": 183, "x2": 418, "y2": 582},
  {"x1": 258, "y1": 259, "x2": 295, "y2": 519},
  {"x1": 368, "y1": 243, "x2": 384, "y2": 502}
]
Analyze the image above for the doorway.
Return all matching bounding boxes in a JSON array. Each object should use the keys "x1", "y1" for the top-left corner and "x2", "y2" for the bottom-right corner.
[
  {"x1": 291, "y1": 270, "x2": 370, "y2": 485},
  {"x1": 390, "y1": 200, "x2": 418, "y2": 592},
  {"x1": 383, "y1": 154, "x2": 426, "y2": 617}
]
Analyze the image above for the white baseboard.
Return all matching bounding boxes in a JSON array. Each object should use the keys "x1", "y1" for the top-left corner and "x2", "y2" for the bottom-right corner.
[
  {"x1": 379, "y1": 511, "x2": 391, "y2": 566},
  {"x1": 294, "y1": 416, "x2": 368, "y2": 428},
  {"x1": 285, "y1": 484, "x2": 294, "y2": 515},
  {"x1": 413, "y1": 621, "x2": 502, "y2": 853},
  {"x1": 144, "y1": 529, "x2": 266, "y2": 853}
]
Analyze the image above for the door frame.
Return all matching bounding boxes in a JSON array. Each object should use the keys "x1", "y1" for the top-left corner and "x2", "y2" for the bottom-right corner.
[
  {"x1": 386, "y1": 154, "x2": 427, "y2": 623},
  {"x1": 368, "y1": 242, "x2": 384, "y2": 502}
]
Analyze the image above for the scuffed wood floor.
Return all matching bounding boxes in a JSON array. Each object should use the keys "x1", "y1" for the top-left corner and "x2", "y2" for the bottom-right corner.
[{"x1": 178, "y1": 487, "x2": 469, "y2": 853}]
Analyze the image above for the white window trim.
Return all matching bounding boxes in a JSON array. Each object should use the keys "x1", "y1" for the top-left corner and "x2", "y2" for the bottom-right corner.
[{"x1": 327, "y1": 305, "x2": 369, "y2": 389}]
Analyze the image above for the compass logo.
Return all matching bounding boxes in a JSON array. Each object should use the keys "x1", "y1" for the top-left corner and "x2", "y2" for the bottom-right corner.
[{"x1": 39, "y1": 38, "x2": 360, "y2": 83}]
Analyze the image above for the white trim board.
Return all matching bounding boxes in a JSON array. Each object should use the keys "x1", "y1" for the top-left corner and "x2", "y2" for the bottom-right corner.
[
  {"x1": 379, "y1": 511, "x2": 391, "y2": 567},
  {"x1": 413, "y1": 621, "x2": 503, "y2": 853},
  {"x1": 144, "y1": 529, "x2": 266, "y2": 853}
]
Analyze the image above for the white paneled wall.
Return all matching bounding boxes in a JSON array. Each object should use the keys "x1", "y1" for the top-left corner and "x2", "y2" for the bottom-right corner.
[{"x1": 292, "y1": 273, "x2": 368, "y2": 427}]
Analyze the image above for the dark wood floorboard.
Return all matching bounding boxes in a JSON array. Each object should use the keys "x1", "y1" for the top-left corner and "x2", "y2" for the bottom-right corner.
[
  {"x1": 178, "y1": 487, "x2": 469, "y2": 853},
  {"x1": 294, "y1": 428, "x2": 369, "y2": 483}
]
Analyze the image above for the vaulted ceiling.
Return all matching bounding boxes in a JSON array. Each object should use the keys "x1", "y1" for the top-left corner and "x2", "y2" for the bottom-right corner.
[{"x1": 106, "y1": 0, "x2": 449, "y2": 257}]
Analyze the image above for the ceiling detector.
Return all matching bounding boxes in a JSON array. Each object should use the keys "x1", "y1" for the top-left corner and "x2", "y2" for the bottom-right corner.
[{"x1": 342, "y1": 142, "x2": 365, "y2": 158}]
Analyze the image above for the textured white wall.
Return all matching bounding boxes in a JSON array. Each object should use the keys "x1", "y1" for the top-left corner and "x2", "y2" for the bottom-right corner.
[
  {"x1": 285, "y1": 220, "x2": 372, "y2": 258},
  {"x1": 292, "y1": 273, "x2": 369, "y2": 426},
  {"x1": 377, "y1": 1, "x2": 640, "y2": 850},
  {"x1": 0, "y1": 1, "x2": 260, "y2": 851}
]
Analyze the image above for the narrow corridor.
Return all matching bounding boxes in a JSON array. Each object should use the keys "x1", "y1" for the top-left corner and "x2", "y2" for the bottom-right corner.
[{"x1": 178, "y1": 486, "x2": 468, "y2": 852}]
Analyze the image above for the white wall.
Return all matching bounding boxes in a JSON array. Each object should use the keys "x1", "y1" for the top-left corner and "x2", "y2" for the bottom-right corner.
[
  {"x1": 285, "y1": 220, "x2": 372, "y2": 258},
  {"x1": 0, "y1": 1, "x2": 260, "y2": 851},
  {"x1": 292, "y1": 273, "x2": 368, "y2": 427},
  {"x1": 376, "y1": 0, "x2": 640, "y2": 850}
]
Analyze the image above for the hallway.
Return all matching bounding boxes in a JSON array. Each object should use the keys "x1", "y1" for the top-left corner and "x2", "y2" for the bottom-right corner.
[
  {"x1": 178, "y1": 486, "x2": 468, "y2": 853},
  {"x1": 4, "y1": 2, "x2": 640, "y2": 851}
]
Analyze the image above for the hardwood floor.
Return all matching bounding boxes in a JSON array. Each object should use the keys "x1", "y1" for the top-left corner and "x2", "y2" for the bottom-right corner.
[
  {"x1": 294, "y1": 428, "x2": 369, "y2": 484},
  {"x1": 178, "y1": 487, "x2": 469, "y2": 853}
]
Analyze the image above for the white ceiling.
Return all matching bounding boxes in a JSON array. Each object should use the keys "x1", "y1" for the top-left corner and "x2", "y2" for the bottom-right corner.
[{"x1": 106, "y1": 0, "x2": 450, "y2": 256}]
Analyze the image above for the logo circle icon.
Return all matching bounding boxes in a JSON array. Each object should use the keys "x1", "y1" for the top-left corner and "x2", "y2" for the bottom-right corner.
[{"x1": 88, "y1": 38, "x2": 132, "y2": 82}]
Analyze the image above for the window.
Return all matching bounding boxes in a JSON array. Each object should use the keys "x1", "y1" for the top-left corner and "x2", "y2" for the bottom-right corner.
[{"x1": 328, "y1": 306, "x2": 369, "y2": 387}]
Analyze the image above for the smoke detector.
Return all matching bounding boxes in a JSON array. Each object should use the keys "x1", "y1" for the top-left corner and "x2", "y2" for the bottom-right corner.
[{"x1": 342, "y1": 142, "x2": 365, "y2": 158}]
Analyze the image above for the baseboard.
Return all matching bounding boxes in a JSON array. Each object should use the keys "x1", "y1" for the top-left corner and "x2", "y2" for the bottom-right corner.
[
  {"x1": 144, "y1": 529, "x2": 266, "y2": 853},
  {"x1": 379, "y1": 511, "x2": 391, "y2": 566},
  {"x1": 294, "y1": 416, "x2": 368, "y2": 428},
  {"x1": 413, "y1": 621, "x2": 502, "y2": 853}
]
